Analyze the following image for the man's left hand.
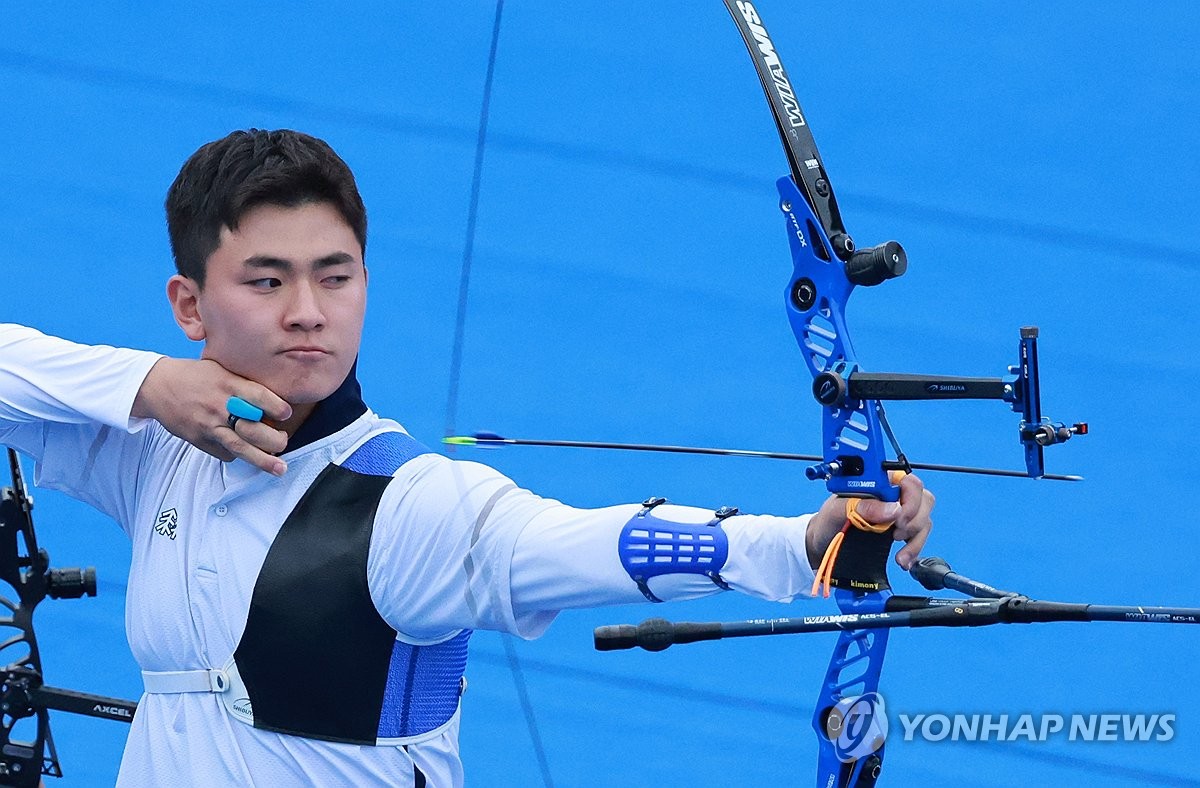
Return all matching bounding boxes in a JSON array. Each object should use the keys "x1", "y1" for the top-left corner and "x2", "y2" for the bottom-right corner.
[{"x1": 805, "y1": 473, "x2": 935, "y2": 572}]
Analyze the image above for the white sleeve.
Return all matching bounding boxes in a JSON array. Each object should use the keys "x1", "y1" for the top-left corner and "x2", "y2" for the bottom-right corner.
[
  {"x1": 367, "y1": 456, "x2": 552, "y2": 640},
  {"x1": 507, "y1": 502, "x2": 818, "y2": 628},
  {"x1": 0, "y1": 323, "x2": 161, "y2": 434},
  {"x1": 366, "y1": 453, "x2": 816, "y2": 642},
  {"x1": 0, "y1": 323, "x2": 163, "y2": 522}
]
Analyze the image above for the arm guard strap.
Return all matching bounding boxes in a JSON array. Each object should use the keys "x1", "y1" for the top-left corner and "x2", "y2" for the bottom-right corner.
[{"x1": 618, "y1": 497, "x2": 738, "y2": 603}]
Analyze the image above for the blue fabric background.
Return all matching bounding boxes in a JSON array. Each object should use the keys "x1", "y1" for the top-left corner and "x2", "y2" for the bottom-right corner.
[{"x1": 2, "y1": 2, "x2": 1197, "y2": 785}]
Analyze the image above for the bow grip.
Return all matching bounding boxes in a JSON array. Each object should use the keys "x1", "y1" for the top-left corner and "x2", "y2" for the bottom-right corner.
[
  {"x1": 829, "y1": 528, "x2": 893, "y2": 593},
  {"x1": 829, "y1": 471, "x2": 905, "y2": 593}
]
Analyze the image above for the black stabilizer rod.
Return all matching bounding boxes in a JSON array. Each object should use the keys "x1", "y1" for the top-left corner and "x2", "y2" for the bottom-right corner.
[
  {"x1": 594, "y1": 619, "x2": 724, "y2": 652},
  {"x1": 31, "y1": 685, "x2": 136, "y2": 722},
  {"x1": 595, "y1": 606, "x2": 1022, "y2": 652},
  {"x1": 909, "y1": 557, "x2": 1020, "y2": 599},
  {"x1": 1, "y1": 667, "x2": 138, "y2": 724},
  {"x1": 594, "y1": 600, "x2": 1200, "y2": 652}
]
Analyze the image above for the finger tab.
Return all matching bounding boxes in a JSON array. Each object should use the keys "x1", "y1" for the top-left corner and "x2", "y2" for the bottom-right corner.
[{"x1": 226, "y1": 396, "x2": 264, "y2": 422}]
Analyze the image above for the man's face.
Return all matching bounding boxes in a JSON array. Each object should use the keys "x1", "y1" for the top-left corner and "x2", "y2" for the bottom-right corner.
[{"x1": 171, "y1": 201, "x2": 367, "y2": 405}]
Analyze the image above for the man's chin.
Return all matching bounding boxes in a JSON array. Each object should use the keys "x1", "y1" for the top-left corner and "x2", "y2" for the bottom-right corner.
[
  {"x1": 264, "y1": 370, "x2": 348, "y2": 407},
  {"x1": 276, "y1": 384, "x2": 340, "y2": 406}
]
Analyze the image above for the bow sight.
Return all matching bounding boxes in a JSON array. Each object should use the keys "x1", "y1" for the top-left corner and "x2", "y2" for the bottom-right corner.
[{"x1": 801, "y1": 323, "x2": 1088, "y2": 485}]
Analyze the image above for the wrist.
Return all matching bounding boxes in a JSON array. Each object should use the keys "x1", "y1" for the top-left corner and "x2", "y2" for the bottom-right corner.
[
  {"x1": 805, "y1": 494, "x2": 843, "y2": 570},
  {"x1": 131, "y1": 357, "x2": 176, "y2": 420}
]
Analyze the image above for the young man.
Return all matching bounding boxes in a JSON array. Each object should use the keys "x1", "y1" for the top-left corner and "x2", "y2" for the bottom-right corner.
[{"x1": 0, "y1": 129, "x2": 933, "y2": 786}]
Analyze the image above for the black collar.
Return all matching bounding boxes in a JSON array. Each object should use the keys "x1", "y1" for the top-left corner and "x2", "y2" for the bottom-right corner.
[{"x1": 284, "y1": 361, "x2": 368, "y2": 454}]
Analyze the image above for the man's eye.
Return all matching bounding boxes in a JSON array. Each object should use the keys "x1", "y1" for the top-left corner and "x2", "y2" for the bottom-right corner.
[
  {"x1": 323, "y1": 275, "x2": 352, "y2": 286},
  {"x1": 247, "y1": 278, "x2": 282, "y2": 289}
]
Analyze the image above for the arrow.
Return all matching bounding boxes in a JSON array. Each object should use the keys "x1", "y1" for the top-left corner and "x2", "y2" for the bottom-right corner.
[{"x1": 442, "y1": 432, "x2": 1083, "y2": 482}]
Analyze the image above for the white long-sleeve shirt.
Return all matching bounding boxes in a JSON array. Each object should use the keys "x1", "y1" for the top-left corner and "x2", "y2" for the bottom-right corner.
[{"x1": 0, "y1": 323, "x2": 817, "y2": 786}]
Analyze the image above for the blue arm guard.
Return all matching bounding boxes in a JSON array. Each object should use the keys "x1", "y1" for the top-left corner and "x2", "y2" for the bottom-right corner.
[{"x1": 618, "y1": 497, "x2": 738, "y2": 603}]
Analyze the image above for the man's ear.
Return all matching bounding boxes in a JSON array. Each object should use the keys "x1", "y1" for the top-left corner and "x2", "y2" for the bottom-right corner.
[{"x1": 166, "y1": 275, "x2": 207, "y2": 341}]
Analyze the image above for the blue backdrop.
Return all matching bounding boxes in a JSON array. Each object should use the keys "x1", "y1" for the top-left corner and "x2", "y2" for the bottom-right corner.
[{"x1": 2, "y1": 2, "x2": 1198, "y2": 785}]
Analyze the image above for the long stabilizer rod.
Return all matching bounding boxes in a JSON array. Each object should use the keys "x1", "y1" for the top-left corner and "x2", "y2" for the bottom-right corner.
[
  {"x1": 595, "y1": 556, "x2": 1197, "y2": 652},
  {"x1": 595, "y1": 600, "x2": 1200, "y2": 652}
]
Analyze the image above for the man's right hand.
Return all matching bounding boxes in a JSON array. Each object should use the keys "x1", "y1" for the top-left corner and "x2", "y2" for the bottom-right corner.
[{"x1": 132, "y1": 358, "x2": 292, "y2": 476}]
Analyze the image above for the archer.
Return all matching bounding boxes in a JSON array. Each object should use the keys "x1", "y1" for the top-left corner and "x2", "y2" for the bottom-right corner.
[{"x1": 0, "y1": 128, "x2": 934, "y2": 786}]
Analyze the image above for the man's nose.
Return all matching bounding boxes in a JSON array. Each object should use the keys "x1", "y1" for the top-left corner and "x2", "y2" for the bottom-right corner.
[{"x1": 285, "y1": 282, "x2": 326, "y2": 330}]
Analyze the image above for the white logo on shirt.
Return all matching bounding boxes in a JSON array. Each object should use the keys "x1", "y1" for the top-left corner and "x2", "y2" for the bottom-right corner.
[
  {"x1": 231, "y1": 697, "x2": 253, "y2": 721},
  {"x1": 155, "y1": 508, "x2": 179, "y2": 540}
]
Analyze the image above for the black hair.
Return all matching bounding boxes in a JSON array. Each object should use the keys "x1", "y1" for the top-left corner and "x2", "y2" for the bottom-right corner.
[{"x1": 165, "y1": 129, "x2": 367, "y2": 286}]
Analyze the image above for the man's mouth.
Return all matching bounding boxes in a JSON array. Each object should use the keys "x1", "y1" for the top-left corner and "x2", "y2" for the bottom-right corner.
[{"x1": 280, "y1": 347, "x2": 329, "y2": 359}]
